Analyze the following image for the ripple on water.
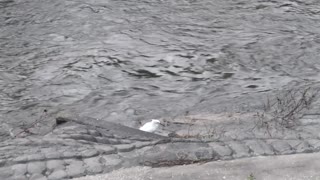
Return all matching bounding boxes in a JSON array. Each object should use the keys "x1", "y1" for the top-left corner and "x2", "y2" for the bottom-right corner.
[{"x1": 1, "y1": 0, "x2": 320, "y2": 128}]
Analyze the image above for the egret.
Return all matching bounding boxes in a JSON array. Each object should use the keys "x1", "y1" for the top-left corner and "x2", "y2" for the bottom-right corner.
[{"x1": 139, "y1": 119, "x2": 161, "y2": 133}]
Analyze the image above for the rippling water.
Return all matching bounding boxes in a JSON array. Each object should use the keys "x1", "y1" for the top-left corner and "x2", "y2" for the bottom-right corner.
[{"x1": 1, "y1": 0, "x2": 320, "y2": 131}]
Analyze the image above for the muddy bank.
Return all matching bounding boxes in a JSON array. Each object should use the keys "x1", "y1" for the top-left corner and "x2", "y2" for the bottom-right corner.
[
  {"x1": 73, "y1": 152, "x2": 320, "y2": 180},
  {"x1": 1, "y1": 115, "x2": 320, "y2": 179}
]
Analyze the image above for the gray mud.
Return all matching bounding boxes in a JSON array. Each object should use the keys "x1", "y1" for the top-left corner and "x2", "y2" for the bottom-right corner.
[{"x1": 1, "y1": 116, "x2": 320, "y2": 180}]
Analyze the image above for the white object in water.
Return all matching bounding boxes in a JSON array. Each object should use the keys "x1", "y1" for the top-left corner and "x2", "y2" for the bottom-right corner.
[
  {"x1": 8, "y1": 128, "x2": 15, "y2": 138},
  {"x1": 2, "y1": 123, "x2": 15, "y2": 138},
  {"x1": 139, "y1": 119, "x2": 161, "y2": 133}
]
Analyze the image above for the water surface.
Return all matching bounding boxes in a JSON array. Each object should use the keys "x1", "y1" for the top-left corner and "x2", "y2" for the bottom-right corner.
[{"x1": 1, "y1": 0, "x2": 320, "y2": 131}]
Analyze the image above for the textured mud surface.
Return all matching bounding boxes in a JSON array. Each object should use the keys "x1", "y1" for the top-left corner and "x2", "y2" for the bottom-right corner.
[
  {"x1": 1, "y1": 116, "x2": 320, "y2": 180},
  {"x1": 73, "y1": 153, "x2": 320, "y2": 180},
  {"x1": 2, "y1": 0, "x2": 320, "y2": 179}
]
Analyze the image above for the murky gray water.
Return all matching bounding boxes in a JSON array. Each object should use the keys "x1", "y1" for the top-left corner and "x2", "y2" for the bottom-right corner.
[{"x1": 1, "y1": 0, "x2": 320, "y2": 131}]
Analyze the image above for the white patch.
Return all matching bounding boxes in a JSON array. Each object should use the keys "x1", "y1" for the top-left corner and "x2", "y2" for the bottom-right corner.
[{"x1": 139, "y1": 119, "x2": 161, "y2": 133}]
